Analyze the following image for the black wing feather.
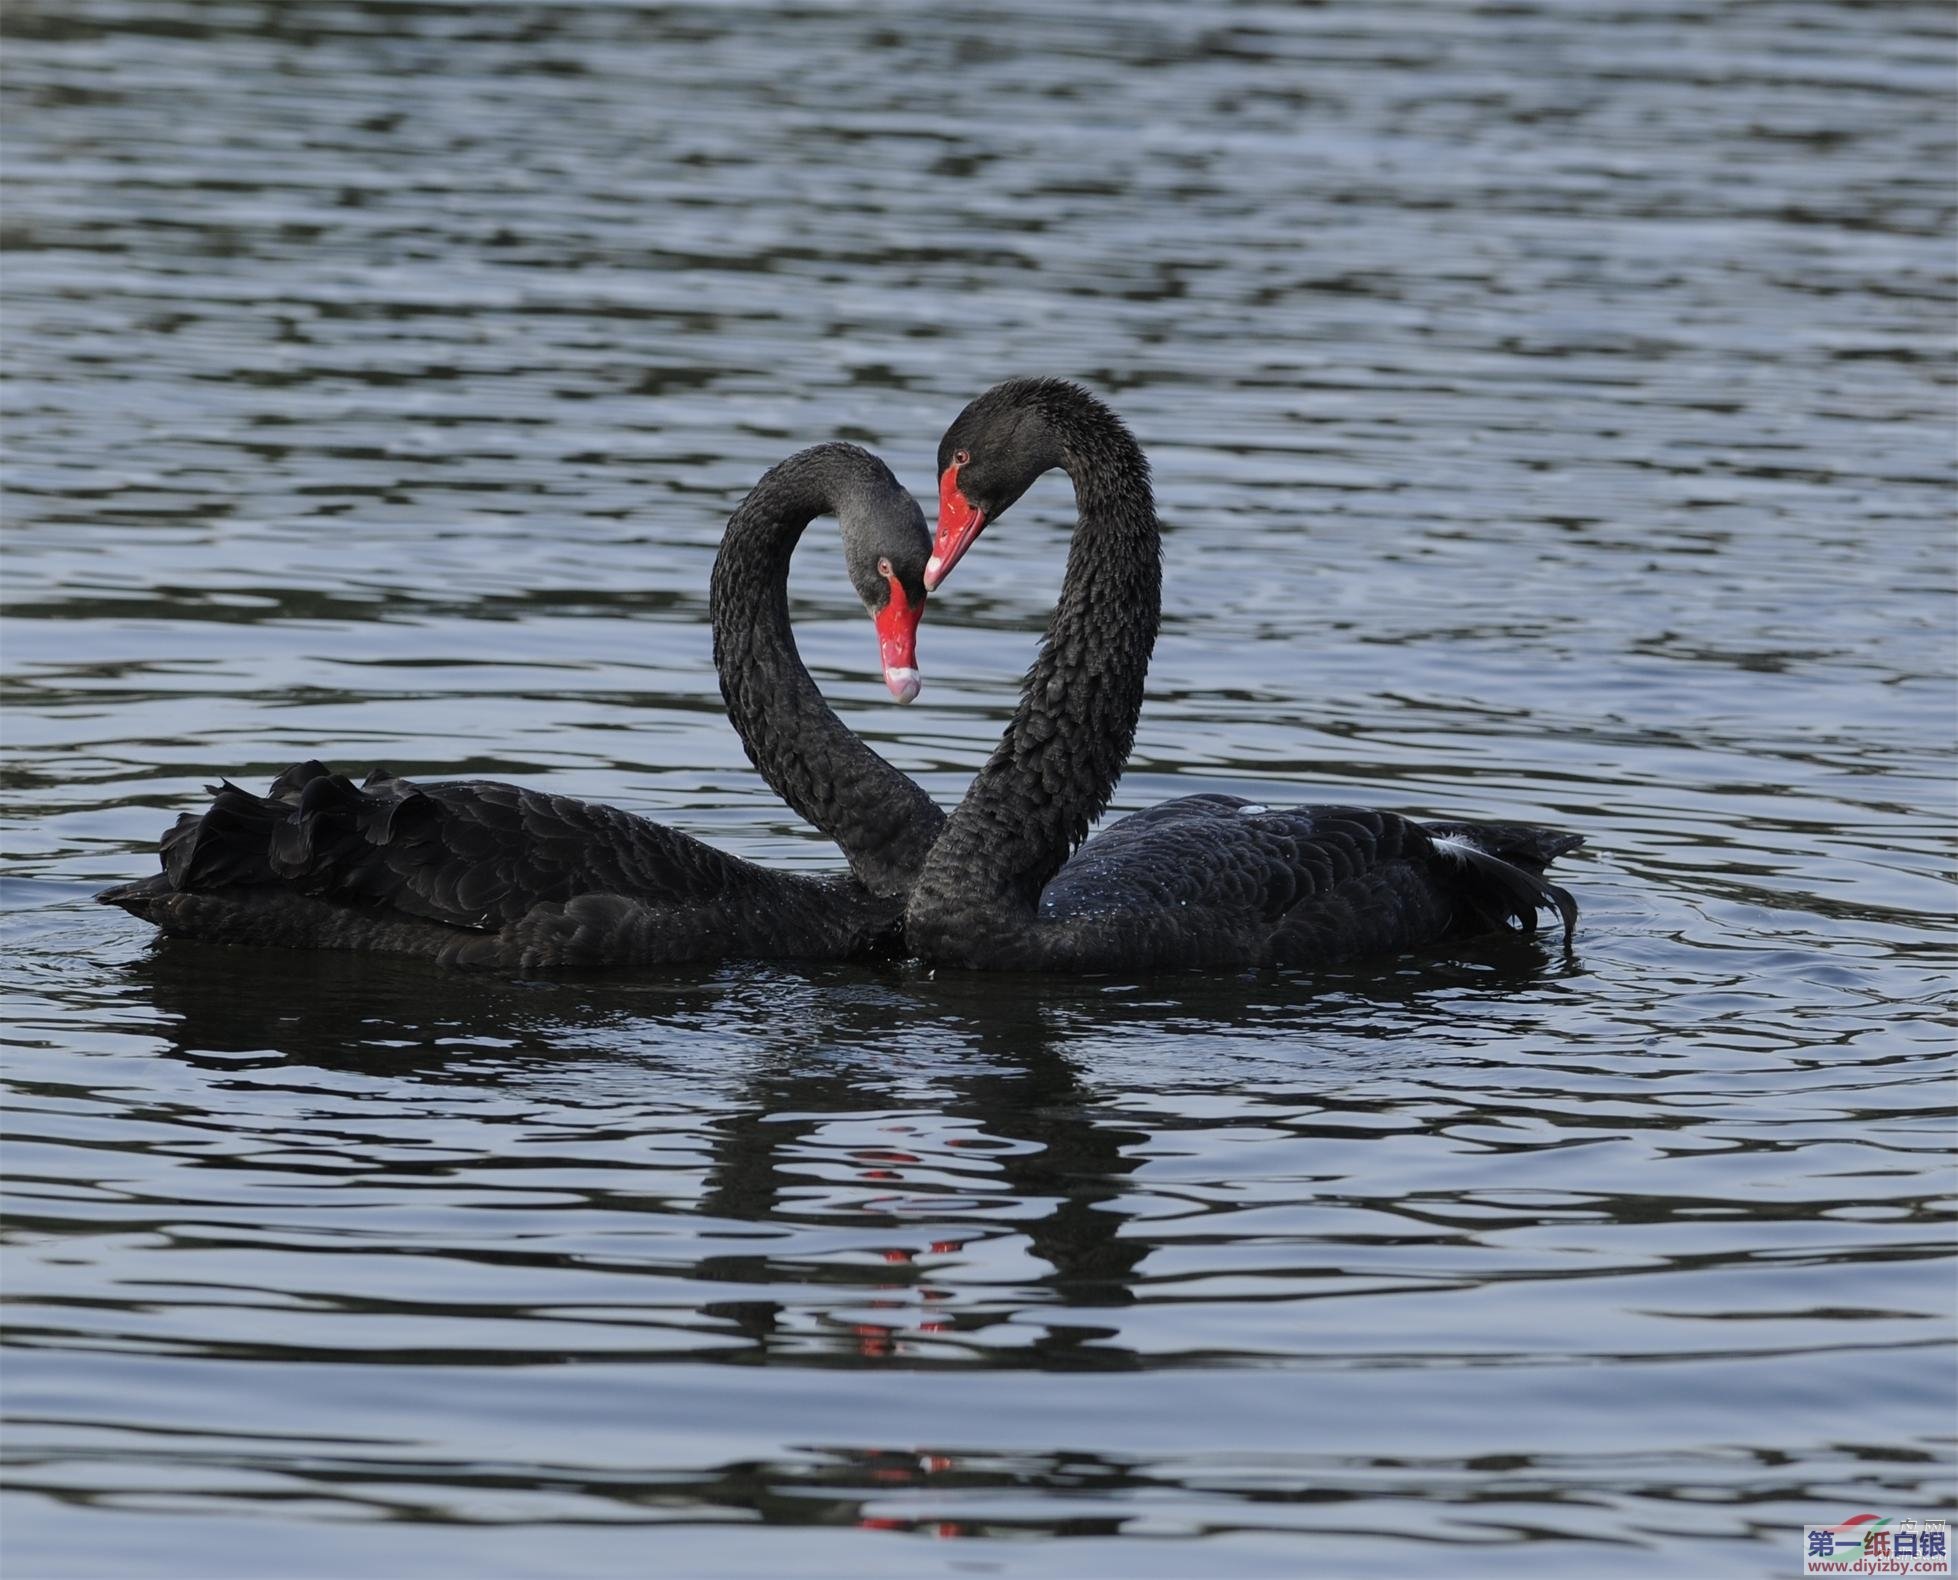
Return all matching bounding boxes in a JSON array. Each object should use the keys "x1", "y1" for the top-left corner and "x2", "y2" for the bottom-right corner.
[
  {"x1": 117, "y1": 762, "x2": 797, "y2": 932},
  {"x1": 99, "y1": 762, "x2": 902, "y2": 968},
  {"x1": 1036, "y1": 794, "x2": 1580, "y2": 969}
]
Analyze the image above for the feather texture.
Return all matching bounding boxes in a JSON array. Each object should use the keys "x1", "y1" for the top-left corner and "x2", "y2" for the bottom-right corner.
[
  {"x1": 102, "y1": 763, "x2": 904, "y2": 968},
  {"x1": 99, "y1": 445, "x2": 939, "y2": 969},
  {"x1": 906, "y1": 381, "x2": 1583, "y2": 973}
]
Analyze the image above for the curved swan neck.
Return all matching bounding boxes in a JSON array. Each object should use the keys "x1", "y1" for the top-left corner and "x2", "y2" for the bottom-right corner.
[
  {"x1": 913, "y1": 407, "x2": 1162, "y2": 921},
  {"x1": 709, "y1": 450, "x2": 942, "y2": 898}
]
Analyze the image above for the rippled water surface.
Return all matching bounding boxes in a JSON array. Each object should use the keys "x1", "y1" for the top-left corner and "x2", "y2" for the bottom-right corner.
[{"x1": 4, "y1": 2, "x2": 1955, "y2": 1576}]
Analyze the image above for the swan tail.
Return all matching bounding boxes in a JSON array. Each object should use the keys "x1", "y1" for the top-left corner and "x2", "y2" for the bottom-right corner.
[
  {"x1": 99, "y1": 763, "x2": 444, "y2": 911},
  {"x1": 104, "y1": 883, "x2": 471, "y2": 957},
  {"x1": 1422, "y1": 820, "x2": 1584, "y2": 876},
  {"x1": 96, "y1": 870, "x2": 174, "y2": 920},
  {"x1": 1424, "y1": 824, "x2": 1581, "y2": 946},
  {"x1": 95, "y1": 763, "x2": 485, "y2": 957}
]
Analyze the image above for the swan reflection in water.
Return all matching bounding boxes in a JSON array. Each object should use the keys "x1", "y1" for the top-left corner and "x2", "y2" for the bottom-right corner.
[{"x1": 109, "y1": 934, "x2": 1577, "y2": 1538}]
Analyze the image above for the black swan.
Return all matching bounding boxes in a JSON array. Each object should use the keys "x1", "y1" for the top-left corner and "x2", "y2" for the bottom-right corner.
[
  {"x1": 903, "y1": 378, "x2": 1581, "y2": 973},
  {"x1": 100, "y1": 444, "x2": 946, "y2": 969}
]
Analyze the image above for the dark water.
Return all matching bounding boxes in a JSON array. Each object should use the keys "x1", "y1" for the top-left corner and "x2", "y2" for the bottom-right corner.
[{"x1": 4, "y1": 2, "x2": 1955, "y2": 1576}]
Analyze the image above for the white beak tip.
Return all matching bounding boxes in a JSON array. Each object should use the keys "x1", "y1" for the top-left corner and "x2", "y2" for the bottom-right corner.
[{"x1": 884, "y1": 666, "x2": 922, "y2": 705}]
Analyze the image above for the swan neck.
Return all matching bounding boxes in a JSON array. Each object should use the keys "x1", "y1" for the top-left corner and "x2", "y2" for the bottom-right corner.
[
  {"x1": 911, "y1": 447, "x2": 1161, "y2": 926},
  {"x1": 710, "y1": 459, "x2": 942, "y2": 898}
]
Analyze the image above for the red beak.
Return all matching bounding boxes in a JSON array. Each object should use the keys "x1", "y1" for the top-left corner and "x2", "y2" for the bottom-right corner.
[
  {"x1": 926, "y1": 467, "x2": 986, "y2": 591},
  {"x1": 874, "y1": 576, "x2": 923, "y2": 704}
]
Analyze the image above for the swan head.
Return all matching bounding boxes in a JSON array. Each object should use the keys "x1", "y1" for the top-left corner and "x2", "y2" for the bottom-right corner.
[
  {"x1": 927, "y1": 378, "x2": 1123, "y2": 589},
  {"x1": 834, "y1": 452, "x2": 933, "y2": 705}
]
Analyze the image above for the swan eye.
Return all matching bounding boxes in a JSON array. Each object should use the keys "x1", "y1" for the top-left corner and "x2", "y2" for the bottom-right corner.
[
  {"x1": 953, "y1": 449, "x2": 971, "y2": 468},
  {"x1": 877, "y1": 557, "x2": 893, "y2": 577}
]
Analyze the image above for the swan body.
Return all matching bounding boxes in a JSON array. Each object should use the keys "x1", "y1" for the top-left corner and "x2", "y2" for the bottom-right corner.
[
  {"x1": 101, "y1": 445, "x2": 943, "y2": 969},
  {"x1": 905, "y1": 379, "x2": 1581, "y2": 974}
]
